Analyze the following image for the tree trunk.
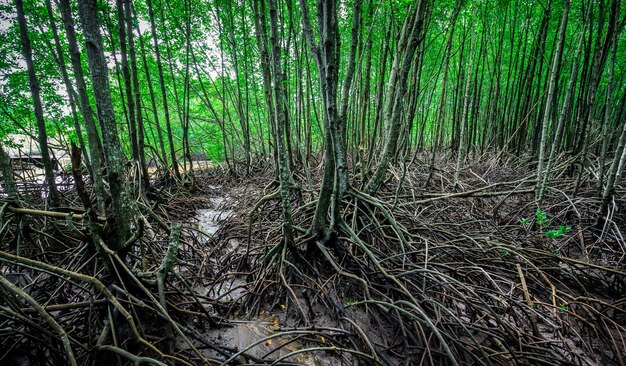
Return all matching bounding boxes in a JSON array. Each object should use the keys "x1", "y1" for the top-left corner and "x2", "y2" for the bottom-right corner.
[
  {"x1": 124, "y1": 0, "x2": 150, "y2": 188},
  {"x1": 573, "y1": 0, "x2": 620, "y2": 197},
  {"x1": 57, "y1": 0, "x2": 106, "y2": 215},
  {"x1": 251, "y1": 0, "x2": 278, "y2": 166},
  {"x1": 453, "y1": 18, "x2": 475, "y2": 187},
  {"x1": 116, "y1": 0, "x2": 139, "y2": 165},
  {"x1": 535, "y1": 0, "x2": 570, "y2": 205},
  {"x1": 15, "y1": 0, "x2": 60, "y2": 207},
  {"x1": 77, "y1": 0, "x2": 132, "y2": 253},
  {"x1": 147, "y1": 0, "x2": 179, "y2": 178},
  {"x1": 599, "y1": 117, "x2": 626, "y2": 224},
  {"x1": 516, "y1": 1, "x2": 550, "y2": 153},
  {"x1": 539, "y1": 30, "x2": 584, "y2": 207},
  {"x1": 267, "y1": 0, "x2": 295, "y2": 247},
  {"x1": 598, "y1": 9, "x2": 619, "y2": 193},
  {"x1": 134, "y1": 9, "x2": 167, "y2": 165},
  {"x1": 427, "y1": 0, "x2": 462, "y2": 186},
  {"x1": 299, "y1": 0, "x2": 347, "y2": 239},
  {"x1": 222, "y1": 1, "x2": 251, "y2": 174},
  {"x1": 365, "y1": 1, "x2": 427, "y2": 195},
  {"x1": 44, "y1": 0, "x2": 91, "y2": 176}
]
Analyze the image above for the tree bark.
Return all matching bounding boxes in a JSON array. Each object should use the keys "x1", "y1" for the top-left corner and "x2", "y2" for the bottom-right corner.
[
  {"x1": 124, "y1": 0, "x2": 150, "y2": 188},
  {"x1": 44, "y1": 0, "x2": 91, "y2": 176},
  {"x1": 539, "y1": 30, "x2": 584, "y2": 208},
  {"x1": 366, "y1": 1, "x2": 427, "y2": 195},
  {"x1": 134, "y1": 8, "x2": 167, "y2": 165},
  {"x1": 77, "y1": 0, "x2": 132, "y2": 253},
  {"x1": 299, "y1": 0, "x2": 345, "y2": 238},
  {"x1": 116, "y1": 0, "x2": 139, "y2": 166},
  {"x1": 453, "y1": 18, "x2": 475, "y2": 187},
  {"x1": 146, "y1": 0, "x2": 179, "y2": 177},
  {"x1": 598, "y1": 9, "x2": 619, "y2": 193},
  {"x1": 15, "y1": 0, "x2": 60, "y2": 207},
  {"x1": 267, "y1": 0, "x2": 295, "y2": 246},
  {"x1": 57, "y1": 0, "x2": 106, "y2": 215},
  {"x1": 251, "y1": 0, "x2": 278, "y2": 165},
  {"x1": 535, "y1": 0, "x2": 570, "y2": 205}
]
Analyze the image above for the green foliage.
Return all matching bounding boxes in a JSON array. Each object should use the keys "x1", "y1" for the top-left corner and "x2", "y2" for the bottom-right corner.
[
  {"x1": 519, "y1": 209, "x2": 549, "y2": 227},
  {"x1": 1, "y1": 0, "x2": 624, "y2": 174},
  {"x1": 345, "y1": 299, "x2": 359, "y2": 307},
  {"x1": 521, "y1": 209, "x2": 572, "y2": 244},
  {"x1": 545, "y1": 226, "x2": 572, "y2": 239},
  {"x1": 535, "y1": 209, "x2": 549, "y2": 227}
]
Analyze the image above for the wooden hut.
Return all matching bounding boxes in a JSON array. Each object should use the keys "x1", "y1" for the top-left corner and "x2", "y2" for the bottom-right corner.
[{"x1": 4, "y1": 134, "x2": 69, "y2": 172}]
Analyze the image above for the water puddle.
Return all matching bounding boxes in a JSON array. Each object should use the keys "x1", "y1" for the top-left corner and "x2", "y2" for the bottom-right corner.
[
  {"x1": 197, "y1": 189, "x2": 232, "y2": 236},
  {"x1": 192, "y1": 187, "x2": 345, "y2": 365},
  {"x1": 202, "y1": 321, "x2": 332, "y2": 365},
  {"x1": 206, "y1": 276, "x2": 248, "y2": 303}
]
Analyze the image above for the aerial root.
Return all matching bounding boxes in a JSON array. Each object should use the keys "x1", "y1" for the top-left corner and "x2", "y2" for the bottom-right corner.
[
  {"x1": 235, "y1": 157, "x2": 625, "y2": 365},
  {"x1": 1, "y1": 155, "x2": 624, "y2": 365},
  {"x1": 0, "y1": 190, "x2": 231, "y2": 365}
]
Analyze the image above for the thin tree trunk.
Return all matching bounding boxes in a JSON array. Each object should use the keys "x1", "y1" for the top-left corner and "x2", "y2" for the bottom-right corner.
[
  {"x1": 116, "y1": 0, "x2": 139, "y2": 165},
  {"x1": 223, "y1": 1, "x2": 251, "y2": 174},
  {"x1": 182, "y1": 0, "x2": 195, "y2": 187},
  {"x1": 536, "y1": 0, "x2": 570, "y2": 205},
  {"x1": 134, "y1": 7, "x2": 167, "y2": 165},
  {"x1": 573, "y1": 0, "x2": 620, "y2": 197},
  {"x1": 599, "y1": 118, "x2": 626, "y2": 224},
  {"x1": 598, "y1": 14, "x2": 619, "y2": 193},
  {"x1": 124, "y1": 0, "x2": 149, "y2": 188},
  {"x1": 77, "y1": 0, "x2": 132, "y2": 253},
  {"x1": 453, "y1": 17, "x2": 475, "y2": 187},
  {"x1": 427, "y1": 0, "x2": 462, "y2": 186},
  {"x1": 15, "y1": 0, "x2": 60, "y2": 207},
  {"x1": 357, "y1": 27, "x2": 373, "y2": 179},
  {"x1": 365, "y1": 24, "x2": 390, "y2": 173},
  {"x1": 57, "y1": 0, "x2": 106, "y2": 215},
  {"x1": 366, "y1": 1, "x2": 427, "y2": 195},
  {"x1": 252, "y1": 0, "x2": 278, "y2": 167},
  {"x1": 44, "y1": 0, "x2": 91, "y2": 175},
  {"x1": 267, "y1": 0, "x2": 295, "y2": 246},
  {"x1": 332, "y1": 0, "x2": 360, "y2": 224},
  {"x1": 516, "y1": 1, "x2": 550, "y2": 152},
  {"x1": 147, "y1": 0, "x2": 179, "y2": 177},
  {"x1": 161, "y1": 1, "x2": 188, "y2": 174},
  {"x1": 299, "y1": 0, "x2": 345, "y2": 238},
  {"x1": 539, "y1": 30, "x2": 584, "y2": 207}
]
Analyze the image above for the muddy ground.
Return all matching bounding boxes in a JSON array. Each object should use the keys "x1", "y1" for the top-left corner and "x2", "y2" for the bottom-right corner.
[{"x1": 0, "y1": 154, "x2": 624, "y2": 365}]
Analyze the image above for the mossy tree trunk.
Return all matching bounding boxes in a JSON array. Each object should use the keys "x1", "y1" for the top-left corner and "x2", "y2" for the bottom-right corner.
[{"x1": 77, "y1": 0, "x2": 132, "y2": 253}]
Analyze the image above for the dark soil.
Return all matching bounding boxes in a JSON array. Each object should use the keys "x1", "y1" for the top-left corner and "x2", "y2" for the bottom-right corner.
[{"x1": 0, "y1": 155, "x2": 624, "y2": 365}]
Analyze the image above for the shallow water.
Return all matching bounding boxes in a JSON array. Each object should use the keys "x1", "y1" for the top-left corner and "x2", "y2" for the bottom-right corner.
[
  {"x1": 197, "y1": 188, "x2": 232, "y2": 236},
  {"x1": 193, "y1": 190, "x2": 344, "y2": 365}
]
